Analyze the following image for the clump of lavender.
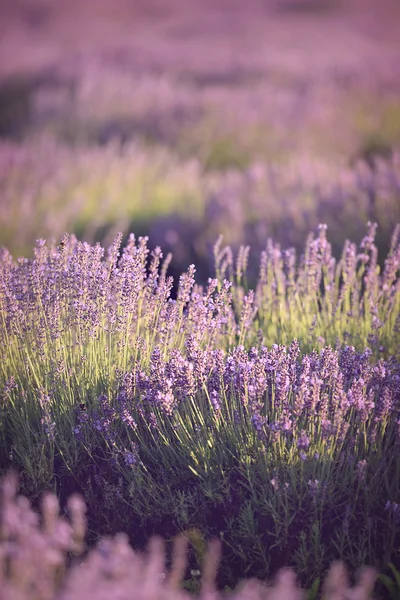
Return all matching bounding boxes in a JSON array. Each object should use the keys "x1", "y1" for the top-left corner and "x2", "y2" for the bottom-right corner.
[{"x1": 0, "y1": 226, "x2": 399, "y2": 590}]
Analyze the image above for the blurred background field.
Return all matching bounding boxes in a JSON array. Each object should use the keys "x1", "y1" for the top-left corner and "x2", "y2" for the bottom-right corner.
[{"x1": 1, "y1": 0, "x2": 400, "y2": 278}]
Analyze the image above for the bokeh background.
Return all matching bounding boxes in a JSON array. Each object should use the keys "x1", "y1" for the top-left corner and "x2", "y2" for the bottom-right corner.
[{"x1": 1, "y1": 0, "x2": 400, "y2": 284}]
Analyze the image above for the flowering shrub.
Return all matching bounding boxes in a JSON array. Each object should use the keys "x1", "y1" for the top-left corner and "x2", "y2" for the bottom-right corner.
[{"x1": 0, "y1": 226, "x2": 399, "y2": 591}]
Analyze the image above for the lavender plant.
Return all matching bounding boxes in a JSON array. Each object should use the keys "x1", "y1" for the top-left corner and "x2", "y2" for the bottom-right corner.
[{"x1": 0, "y1": 226, "x2": 399, "y2": 591}]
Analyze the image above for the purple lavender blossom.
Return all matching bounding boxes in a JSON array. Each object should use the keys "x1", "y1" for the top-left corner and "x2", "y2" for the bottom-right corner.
[
  {"x1": 89, "y1": 395, "x2": 117, "y2": 443},
  {"x1": 308, "y1": 479, "x2": 320, "y2": 499},
  {"x1": 355, "y1": 459, "x2": 368, "y2": 483},
  {"x1": 209, "y1": 390, "x2": 221, "y2": 413},
  {"x1": 385, "y1": 501, "x2": 400, "y2": 524},
  {"x1": 251, "y1": 411, "x2": 266, "y2": 433},
  {"x1": 297, "y1": 430, "x2": 310, "y2": 450},
  {"x1": 38, "y1": 389, "x2": 56, "y2": 442}
]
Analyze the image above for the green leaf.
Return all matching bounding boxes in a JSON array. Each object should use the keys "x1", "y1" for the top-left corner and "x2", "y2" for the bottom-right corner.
[
  {"x1": 388, "y1": 563, "x2": 400, "y2": 592},
  {"x1": 377, "y1": 574, "x2": 397, "y2": 600},
  {"x1": 182, "y1": 528, "x2": 207, "y2": 568},
  {"x1": 306, "y1": 577, "x2": 320, "y2": 600},
  {"x1": 188, "y1": 464, "x2": 200, "y2": 476}
]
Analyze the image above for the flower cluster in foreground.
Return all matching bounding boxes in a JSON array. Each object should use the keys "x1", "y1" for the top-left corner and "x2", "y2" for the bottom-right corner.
[{"x1": 0, "y1": 473, "x2": 380, "y2": 600}]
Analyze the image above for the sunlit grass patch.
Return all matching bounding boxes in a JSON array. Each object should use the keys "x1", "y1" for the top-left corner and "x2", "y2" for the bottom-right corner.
[
  {"x1": 0, "y1": 137, "x2": 204, "y2": 258},
  {"x1": 349, "y1": 95, "x2": 400, "y2": 165},
  {"x1": 176, "y1": 111, "x2": 284, "y2": 172}
]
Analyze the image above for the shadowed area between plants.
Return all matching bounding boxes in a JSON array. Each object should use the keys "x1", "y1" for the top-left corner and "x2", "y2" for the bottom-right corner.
[{"x1": 1, "y1": 471, "x2": 398, "y2": 599}]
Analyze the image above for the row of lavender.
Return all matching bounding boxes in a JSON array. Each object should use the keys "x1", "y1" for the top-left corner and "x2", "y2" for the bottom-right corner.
[
  {"x1": 150, "y1": 153, "x2": 400, "y2": 283},
  {"x1": 1, "y1": 138, "x2": 400, "y2": 273},
  {"x1": 7, "y1": 43, "x2": 400, "y2": 163},
  {"x1": 0, "y1": 225, "x2": 399, "y2": 590}
]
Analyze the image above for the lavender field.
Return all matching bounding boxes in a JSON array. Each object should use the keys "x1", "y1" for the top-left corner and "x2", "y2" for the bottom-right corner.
[{"x1": 1, "y1": 1, "x2": 400, "y2": 598}]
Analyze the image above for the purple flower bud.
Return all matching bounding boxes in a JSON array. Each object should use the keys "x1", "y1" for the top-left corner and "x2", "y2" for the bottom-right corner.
[
  {"x1": 297, "y1": 431, "x2": 310, "y2": 450},
  {"x1": 356, "y1": 459, "x2": 367, "y2": 483},
  {"x1": 308, "y1": 479, "x2": 320, "y2": 498},
  {"x1": 123, "y1": 451, "x2": 138, "y2": 467},
  {"x1": 385, "y1": 501, "x2": 400, "y2": 523},
  {"x1": 210, "y1": 390, "x2": 221, "y2": 412}
]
